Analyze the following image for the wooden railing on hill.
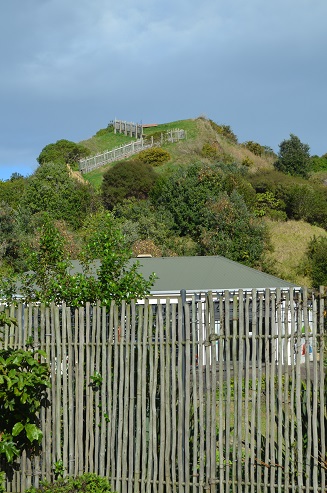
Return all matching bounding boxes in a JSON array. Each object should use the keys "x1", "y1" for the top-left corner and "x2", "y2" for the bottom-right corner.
[
  {"x1": 79, "y1": 129, "x2": 186, "y2": 174},
  {"x1": 1, "y1": 288, "x2": 326, "y2": 493},
  {"x1": 113, "y1": 119, "x2": 143, "y2": 138}
]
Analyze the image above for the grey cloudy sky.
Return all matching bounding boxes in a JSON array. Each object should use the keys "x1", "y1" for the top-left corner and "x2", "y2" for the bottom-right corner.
[{"x1": 0, "y1": 0, "x2": 326, "y2": 180}]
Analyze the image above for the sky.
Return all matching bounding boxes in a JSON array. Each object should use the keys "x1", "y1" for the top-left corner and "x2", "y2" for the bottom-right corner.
[{"x1": 0, "y1": 0, "x2": 326, "y2": 181}]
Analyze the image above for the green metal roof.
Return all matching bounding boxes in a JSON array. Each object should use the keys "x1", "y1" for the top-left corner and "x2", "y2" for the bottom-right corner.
[
  {"x1": 69, "y1": 256, "x2": 296, "y2": 294},
  {"x1": 132, "y1": 256, "x2": 297, "y2": 293}
]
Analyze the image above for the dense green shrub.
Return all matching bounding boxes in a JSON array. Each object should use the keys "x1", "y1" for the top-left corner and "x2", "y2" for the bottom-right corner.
[
  {"x1": 137, "y1": 147, "x2": 170, "y2": 166},
  {"x1": 249, "y1": 170, "x2": 327, "y2": 228},
  {"x1": 0, "y1": 175, "x2": 27, "y2": 209},
  {"x1": 21, "y1": 162, "x2": 99, "y2": 229},
  {"x1": 310, "y1": 154, "x2": 327, "y2": 172},
  {"x1": 102, "y1": 159, "x2": 158, "y2": 209},
  {"x1": 150, "y1": 163, "x2": 224, "y2": 236},
  {"x1": 198, "y1": 191, "x2": 267, "y2": 266},
  {"x1": 26, "y1": 473, "x2": 113, "y2": 493},
  {"x1": 304, "y1": 236, "x2": 327, "y2": 288},
  {"x1": 37, "y1": 140, "x2": 90, "y2": 166},
  {"x1": 274, "y1": 134, "x2": 311, "y2": 178}
]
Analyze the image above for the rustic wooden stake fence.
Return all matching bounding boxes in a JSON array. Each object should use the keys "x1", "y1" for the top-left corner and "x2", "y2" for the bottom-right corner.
[
  {"x1": 79, "y1": 129, "x2": 186, "y2": 174},
  {"x1": 0, "y1": 288, "x2": 326, "y2": 492}
]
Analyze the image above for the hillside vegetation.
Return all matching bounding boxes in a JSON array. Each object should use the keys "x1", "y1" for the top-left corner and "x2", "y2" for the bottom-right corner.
[{"x1": 1, "y1": 116, "x2": 327, "y2": 288}]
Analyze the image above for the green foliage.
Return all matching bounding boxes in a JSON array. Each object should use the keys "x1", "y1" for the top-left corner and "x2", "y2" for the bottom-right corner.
[
  {"x1": 22, "y1": 161, "x2": 99, "y2": 229},
  {"x1": 198, "y1": 191, "x2": 267, "y2": 266},
  {"x1": 94, "y1": 123, "x2": 114, "y2": 138},
  {"x1": 21, "y1": 214, "x2": 73, "y2": 303},
  {"x1": 150, "y1": 164, "x2": 266, "y2": 266},
  {"x1": 0, "y1": 203, "x2": 21, "y2": 265},
  {"x1": 81, "y1": 211, "x2": 156, "y2": 305},
  {"x1": 102, "y1": 159, "x2": 158, "y2": 209},
  {"x1": 305, "y1": 236, "x2": 327, "y2": 288},
  {"x1": 150, "y1": 163, "x2": 224, "y2": 237},
  {"x1": 242, "y1": 140, "x2": 265, "y2": 156},
  {"x1": 113, "y1": 199, "x2": 175, "y2": 252},
  {"x1": 137, "y1": 147, "x2": 170, "y2": 166},
  {"x1": 52, "y1": 460, "x2": 65, "y2": 481},
  {"x1": 201, "y1": 143, "x2": 219, "y2": 160},
  {"x1": 221, "y1": 174, "x2": 256, "y2": 208},
  {"x1": 26, "y1": 473, "x2": 113, "y2": 493},
  {"x1": 310, "y1": 154, "x2": 327, "y2": 172},
  {"x1": 0, "y1": 318, "x2": 50, "y2": 469},
  {"x1": 208, "y1": 120, "x2": 238, "y2": 143},
  {"x1": 18, "y1": 212, "x2": 155, "y2": 306},
  {"x1": 274, "y1": 133, "x2": 311, "y2": 178},
  {"x1": 249, "y1": 170, "x2": 327, "y2": 228},
  {"x1": 37, "y1": 139, "x2": 90, "y2": 166},
  {"x1": 0, "y1": 175, "x2": 27, "y2": 209},
  {"x1": 253, "y1": 191, "x2": 286, "y2": 219},
  {"x1": 241, "y1": 156, "x2": 254, "y2": 167}
]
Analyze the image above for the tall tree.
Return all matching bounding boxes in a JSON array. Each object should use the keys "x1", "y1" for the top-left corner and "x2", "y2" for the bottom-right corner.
[{"x1": 274, "y1": 134, "x2": 311, "y2": 178}]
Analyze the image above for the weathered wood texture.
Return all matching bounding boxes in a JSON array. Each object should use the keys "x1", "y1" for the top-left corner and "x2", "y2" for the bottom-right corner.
[
  {"x1": 0, "y1": 288, "x2": 326, "y2": 492},
  {"x1": 79, "y1": 129, "x2": 186, "y2": 173}
]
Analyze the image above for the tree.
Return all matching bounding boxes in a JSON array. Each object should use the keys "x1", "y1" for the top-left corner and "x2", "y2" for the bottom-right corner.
[
  {"x1": 102, "y1": 159, "x2": 158, "y2": 209},
  {"x1": 0, "y1": 175, "x2": 27, "y2": 209},
  {"x1": 198, "y1": 191, "x2": 267, "y2": 266},
  {"x1": 37, "y1": 139, "x2": 90, "y2": 166},
  {"x1": 19, "y1": 213, "x2": 155, "y2": 306},
  {"x1": 274, "y1": 134, "x2": 311, "y2": 178},
  {"x1": 81, "y1": 211, "x2": 156, "y2": 305},
  {"x1": 150, "y1": 163, "x2": 224, "y2": 237},
  {"x1": 305, "y1": 236, "x2": 327, "y2": 288},
  {"x1": 21, "y1": 161, "x2": 99, "y2": 229}
]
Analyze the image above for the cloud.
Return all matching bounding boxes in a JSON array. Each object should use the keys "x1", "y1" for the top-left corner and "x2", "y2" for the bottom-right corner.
[{"x1": 0, "y1": 0, "x2": 327, "y2": 180}]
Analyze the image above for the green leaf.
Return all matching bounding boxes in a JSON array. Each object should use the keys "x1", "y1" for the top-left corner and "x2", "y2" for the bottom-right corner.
[
  {"x1": 0, "y1": 438, "x2": 20, "y2": 463},
  {"x1": 25, "y1": 423, "x2": 43, "y2": 443},
  {"x1": 12, "y1": 422, "x2": 24, "y2": 437}
]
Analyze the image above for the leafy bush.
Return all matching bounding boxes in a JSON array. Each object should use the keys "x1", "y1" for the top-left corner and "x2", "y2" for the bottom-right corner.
[
  {"x1": 102, "y1": 159, "x2": 158, "y2": 209},
  {"x1": 208, "y1": 120, "x2": 238, "y2": 143},
  {"x1": 242, "y1": 140, "x2": 264, "y2": 156},
  {"x1": 26, "y1": 473, "x2": 113, "y2": 493},
  {"x1": 137, "y1": 147, "x2": 170, "y2": 166},
  {"x1": 22, "y1": 161, "x2": 99, "y2": 229},
  {"x1": 249, "y1": 170, "x2": 327, "y2": 228},
  {"x1": 241, "y1": 156, "x2": 254, "y2": 167},
  {"x1": 304, "y1": 236, "x2": 327, "y2": 288},
  {"x1": 0, "y1": 314, "x2": 50, "y2": 473},
  {"x1": 201, "y1": 143, "x2": 220, "y2": 160},
  {"x1": 94, "y1": 124, "x2": 114, "y2": 137},
  {"x1": 310, "y1": 154, "x2": 327, "y2": 172},
  {"x1": 37, "y1": 140, "x2": 90, "y2": 166},
  {"x1": 18, "y1": 212, "x2": 156, "y2": 307}
]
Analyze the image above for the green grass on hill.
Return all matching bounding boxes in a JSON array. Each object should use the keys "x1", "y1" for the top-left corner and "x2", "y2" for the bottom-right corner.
[
  {"x1": 82, "y1": 119, "x2": 200, "y2": 187},
  {"x1": 264, "y1": 219, "x2": 327, "y2": 286}
]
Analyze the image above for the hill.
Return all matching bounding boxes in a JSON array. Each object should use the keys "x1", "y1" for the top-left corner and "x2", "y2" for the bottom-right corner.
[
  {"x1": 71, "y1": 116, "x2": 327, "y2": 287},
  {"x1": 80, "y1": 117, "x2": 276, "y2": 188}
]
